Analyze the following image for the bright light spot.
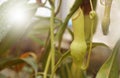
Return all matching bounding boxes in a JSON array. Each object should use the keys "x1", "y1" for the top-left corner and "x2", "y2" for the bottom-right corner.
[
  {"x1": 9, "y1": 9, "x2": 26, "y2": 23},
  {"x1": 7, "y1": 6, "x2": 28, "y2": 25},
  {"x1": 28, "y1": 0, "x2": 36, "y2": 3}
]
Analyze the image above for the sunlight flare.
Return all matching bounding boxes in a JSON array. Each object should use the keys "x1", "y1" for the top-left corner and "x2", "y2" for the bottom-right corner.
[{"x1": 7, "y1": 6, "x2": 28, "y2": 25}]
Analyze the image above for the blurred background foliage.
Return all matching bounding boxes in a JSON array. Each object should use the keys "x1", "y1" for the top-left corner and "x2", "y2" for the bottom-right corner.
[{"x1": 0, "y1": 0, "x2": 120, "y2": 78}]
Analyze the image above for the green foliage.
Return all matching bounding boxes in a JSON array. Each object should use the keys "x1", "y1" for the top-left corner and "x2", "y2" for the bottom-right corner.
[
  {"x1": 0, "y1": 57, "x2": 38, "y2": 71},
  {"x1": 0, "y1": 0, "x2": 120, "y2": 78},
  {"x1": 96, "y1": 39, "x2": 120, "y2": 78}
]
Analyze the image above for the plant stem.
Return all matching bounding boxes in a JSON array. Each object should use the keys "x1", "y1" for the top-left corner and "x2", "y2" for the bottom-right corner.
[
  {"x1": 50, "y1": 0, "x2": 55, "y2": 74},
  {"x1": 55, "y1": 0, "x2": 62, "y2": 16},
  {"x1": 43, "y1": 51, "x2": 52, "y2": 78},
  {"x1": 90, "y1": 0, "x2": 94, "y2": 11},
  {"x1": 65, "y1": 64, "x2": 72, "y2": 78},
  {"x1": 43, "y1": 0, "x2": 55, "y2": 78}
]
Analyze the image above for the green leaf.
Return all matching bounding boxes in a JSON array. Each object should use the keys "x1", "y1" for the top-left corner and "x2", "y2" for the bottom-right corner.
[
  {"x1": 21, "y1": 57, "x2": 38, "y2": 77},
  {"x1": 0, "y1": 0, "x2": 39, "y2": 55},
  {"x1": 87, "y1": 42, "x2": 110, "y2": 49},
  {"x1": 22, "y1": 57, "x2": 38, "y2": 71},
  {"x1": 0, "y1": 58, "x2": 23, "y2": 70},
  {"x1": 96, "y1": 39, "x2": 120, "y2": 78},
  {"x1": 0, "y1": 57, "x2": 38, "y2": 72}
]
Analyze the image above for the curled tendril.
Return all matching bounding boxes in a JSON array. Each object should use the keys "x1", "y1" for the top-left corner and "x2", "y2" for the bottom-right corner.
[
  {"x1": 55, "y1": 0, "x2": 62, "y2": 16},
  {"x1": 89, "y1": 11, "x2": 96, "y2": 20}
]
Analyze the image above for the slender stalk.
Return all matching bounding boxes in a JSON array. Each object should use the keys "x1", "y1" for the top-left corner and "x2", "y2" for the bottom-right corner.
[
  {"x1": 55, "y1": 0, "x2": 62, "y2": 16},
  {"x1": 65, "y1": 64, "x2": 72, "y2": 78},
  {"x1": 43, "y1": 51, "x2": 52, "y2": 78},
  {"x1": 90, "y1": 0, "x2": 94, "y2": 11},
  {"x1": 43, "y1": 1, "x2": 55, "y2": 78},
  {"x1": 50, "y1": 0, "x2": 55, "y2": 74}
]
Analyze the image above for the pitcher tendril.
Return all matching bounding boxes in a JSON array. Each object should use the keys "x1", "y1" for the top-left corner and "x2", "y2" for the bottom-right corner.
[
  {"x1": 82, "y1": 11, "x2": 96, "y2": 70},
  {"x1": 81, "y1": 0, "x2": 97, "y2": 70}
]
